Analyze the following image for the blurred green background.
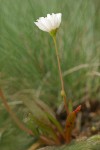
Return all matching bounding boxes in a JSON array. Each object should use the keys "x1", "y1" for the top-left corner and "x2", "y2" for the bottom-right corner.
[{"x1": 0, "y1": 0, "x2": 100, "y2": 149}]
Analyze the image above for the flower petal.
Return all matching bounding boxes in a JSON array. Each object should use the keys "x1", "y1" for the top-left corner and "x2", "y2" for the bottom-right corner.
[
  {"x1": 34, "y1": 22, "x2": 47, "y2": 31},
  {"x1": 34, "y1": 13, "x2": 62, "y2": 32}
]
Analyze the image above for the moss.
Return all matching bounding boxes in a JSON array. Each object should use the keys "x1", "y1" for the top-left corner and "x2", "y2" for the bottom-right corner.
[{"x1": 38, "y1": 135, "x2": 100, "y2": 150}]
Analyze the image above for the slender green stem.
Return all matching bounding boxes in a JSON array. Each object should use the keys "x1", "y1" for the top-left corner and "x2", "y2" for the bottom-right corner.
[
  {"x1": 52, "y1": 36, "x2": 69, "y2": 114},
  {"x1": 53, "y1": 36, "x2": 64, "y2": 90}
]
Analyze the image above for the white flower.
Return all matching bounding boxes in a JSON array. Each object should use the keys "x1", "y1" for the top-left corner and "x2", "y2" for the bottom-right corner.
[{"x1": 34, "y1": 13, "x2": 62, "y2": 33}]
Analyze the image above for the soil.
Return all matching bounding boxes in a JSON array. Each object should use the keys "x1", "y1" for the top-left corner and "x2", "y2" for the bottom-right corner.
[{"x1": 56, "y1": 100, "x2": 100, "y2": 140}]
